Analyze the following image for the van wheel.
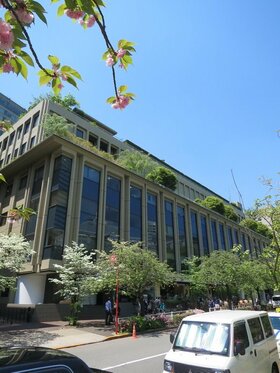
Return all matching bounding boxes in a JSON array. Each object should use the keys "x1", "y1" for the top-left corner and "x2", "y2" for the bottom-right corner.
[{"x1": 272, "y1": 364, "x2": 279, "y2": 373}]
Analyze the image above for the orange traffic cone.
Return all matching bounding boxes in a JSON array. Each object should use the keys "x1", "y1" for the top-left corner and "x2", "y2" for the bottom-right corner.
[{"x1": 132, "y1": 322, "x2": 137, "y2": 339}]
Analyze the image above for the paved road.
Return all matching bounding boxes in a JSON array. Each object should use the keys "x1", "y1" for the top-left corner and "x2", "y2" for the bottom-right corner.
[{"x1": 65, "y1": 330, "x2": 172, "y2": 373}]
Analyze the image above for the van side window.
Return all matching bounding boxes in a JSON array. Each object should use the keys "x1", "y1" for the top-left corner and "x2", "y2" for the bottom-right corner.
[
  {"x1": 234, "y1": 322, "x2": 249, "y2": 350},
  {"x1": 248, "y1": 317, "x2": 265, "y2": 344},
  {"x1": 261, "y1": 314, "x2": 274, "y2": 338}
]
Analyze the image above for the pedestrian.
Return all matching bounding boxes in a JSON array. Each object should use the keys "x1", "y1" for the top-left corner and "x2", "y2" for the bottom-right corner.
[
  {"x1": 105, "y1": 298, "x2": 112, "y2": 325},
  {"x1": 159, "y1": 299, "x2": 165, "y2": 313}
]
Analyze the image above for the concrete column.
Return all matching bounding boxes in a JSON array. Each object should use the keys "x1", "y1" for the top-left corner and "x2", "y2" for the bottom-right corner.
[{"x1": 14, "y1": 274, "x2": 46, "y2": 304}]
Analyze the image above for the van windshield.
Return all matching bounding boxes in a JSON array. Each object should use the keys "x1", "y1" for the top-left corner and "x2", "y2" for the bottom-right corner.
[
  {"x1": 174, "y1": 321, "x2": 230, "y2": 356},
  {"x1": 272, "y1": 296, "x2": 280, "y2": 302}
]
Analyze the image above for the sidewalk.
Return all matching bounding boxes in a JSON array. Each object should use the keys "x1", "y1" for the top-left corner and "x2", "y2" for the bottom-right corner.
[{"x1": 0, "y1": 320, "x2": 127, "y2": 350}]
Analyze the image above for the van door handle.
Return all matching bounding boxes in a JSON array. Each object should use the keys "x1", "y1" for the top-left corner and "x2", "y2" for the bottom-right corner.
[{"x1": 254, "y1": 349, "x2": 257, "y2": 357}]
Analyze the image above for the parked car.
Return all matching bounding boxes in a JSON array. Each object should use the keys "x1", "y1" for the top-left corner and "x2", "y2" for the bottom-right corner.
[
  {"x1": 271, "y1": 295, "x2": 280, "y2": 309},
  {"x1": 164, "y1": 310, "x2": 280, "y2": 373},
  {"x1": 0, "y1": 347, "x2": 111, "y2": 373},
  {"x1": 269, "y1": 312, "x2": 280, "y2": 358}
]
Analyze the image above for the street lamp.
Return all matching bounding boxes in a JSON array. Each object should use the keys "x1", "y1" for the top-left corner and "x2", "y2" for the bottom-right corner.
[{"x1": 110, "y1": 254, "x2": 119, "y2": 335}]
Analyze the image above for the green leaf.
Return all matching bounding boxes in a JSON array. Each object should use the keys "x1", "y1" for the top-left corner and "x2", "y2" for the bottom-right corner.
[
  {"x1": 57, "y1": 3, "x2": 67, "y2": 16},
  {"x1": 61, "y1": 65, "x2": 82, "y2": 80},
  {"x1": 65, "y1": 76, "x2": 78, "y2": 88},
  {"x1": 48, "y1": 55, "x2": 60, "y2": 66},
  {"x1": 18, "y1": 51, "x2": 34, "y2": 67},
  {"x1": 17, "y1": 58, "x2": 28, "y2": 79},
  {"x1": 52, "y1": 77, "x2": 62, "y2": 95},
  {"x1": 118, "y1": 85, "x2": 127, "y2": 94},
  {"x1": 39, "y1": 74, "x2": 53, "y2": 86},
  {"x1": 106, "y1": 96, "x2": 116, "y2": 104},
  {"x1": 0, "y1": 173, "x2": 6, "y2": 183}
]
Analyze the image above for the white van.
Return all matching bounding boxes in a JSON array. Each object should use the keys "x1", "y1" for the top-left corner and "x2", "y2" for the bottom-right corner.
[{"x1": 163, "y1": 310, "x2": 280, "y2": 373}]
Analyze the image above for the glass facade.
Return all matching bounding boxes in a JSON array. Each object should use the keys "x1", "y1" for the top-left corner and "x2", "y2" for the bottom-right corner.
[
  {"x1": 105, "y1": 175, "x2": 121, "y2": 251},
  {"x1": 201, "y1": 215, "x2": 209, "y2": 255},
  {"x1": 147, "y1": 193, "x2": 158, "y2": 254},
  {"x1": 219, "y1": 223, "x2": 226, "y2": 250},
  {"x1": 234, "y1": 229, "x2": 239, "y2": 244},
  {"x1": 242, "y1": 233, "x2": 247, "y2": 251},
  {"x1": 25, "y1": 166, "x2": 44, "y2": 248},
  {"x1": 43, "y1": 156, "x2": 72, "y2": 260},
  {"x1": 78, "y1": 165, "x2": 100, "y2": 252},
  {"x1": 227, "y1": 227, "x2": 233, "y2": 249},
  {"x1": 177, "y1": 205, "x2": 187, "y2": 264},
  {"x1": 130, "y1": 185, "x2": 142, "y2": 242},
  {"x1": 191, "y1": 211, "x2": 200, "y2": 256},
  {"x1": 211, "y1": 220, "x2": 219, "y2": 250},
  {"x1": 165, "y1": 200, "x2": 176, "y2": 268}
]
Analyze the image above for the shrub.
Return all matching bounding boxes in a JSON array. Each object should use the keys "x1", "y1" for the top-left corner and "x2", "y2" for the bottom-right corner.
[
  {"x1": 240, "y1": 218, "x2": 272, "y2": 238},
  {"x1": 42, "y1": 114, "x2": 73, "y2": 138},
  {"x1": 116, "y1": 150, "x2": 158, "y2": 177},
  {"x1": 199, "y1": 196, "x2": 225, "y2": 215},
  {"x1": 119, "y1": 314, "x2": 168, "y2": 333},
  {"x1": 224, "y1": 205, "x2": 238, "y2": 222},
  {"x1": 147, "y1": 167, "x2": 178, "y2": 191}
]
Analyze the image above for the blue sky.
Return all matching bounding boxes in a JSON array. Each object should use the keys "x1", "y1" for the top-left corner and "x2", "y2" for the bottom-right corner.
[{"x1": 1, "y1": 0, "x2": 279, "y2": 209}]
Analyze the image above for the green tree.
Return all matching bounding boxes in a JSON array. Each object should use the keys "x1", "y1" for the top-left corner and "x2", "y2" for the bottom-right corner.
[
  {"x1": 240, "y1": 217, "x2": 272, "y2": 239},
  {"x1": 95, "y1": 241, "x2": 176, "y2": 301},
  {"x1": 49, "y1": 242, "x2": 97, "y2": 325},
  {"x1": 196, "y1": 196, "x2": 225, "y2": 215},
  {"x1": 0, "y1": 234, "x2": 33, "y2": 291},
  {"x1": 184, "y1": 246, "x2": 270, "y2": 309},
  {"x1": 224, "y1": 205, "x2": 239, "y2": 222},
  {"x1": 28, "y1": 93, "x2": 80, "y2": 111},
  {"x1": 116, "y1": 150, "x2": 158, "y2": 177},
  {"x1": 42, "y1": 113, "x2": 73, "y2": 138},
  {"x1": 146, "y1": 167, "x2": 178, "y2": 191}
]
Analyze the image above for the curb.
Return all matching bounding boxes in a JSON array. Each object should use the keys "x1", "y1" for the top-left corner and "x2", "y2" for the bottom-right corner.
[{"x1": 56, "y1": 333, "x2": 131, "y2": 350}]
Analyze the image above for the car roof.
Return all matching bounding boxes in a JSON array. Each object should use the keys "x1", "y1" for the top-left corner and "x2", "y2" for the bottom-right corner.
[
  {"x1": 182, "y1": 310, "x2": 268, "y2": 323},
  {"x1": 0, "y1": 347, "x2": 92, "y2": 372}
]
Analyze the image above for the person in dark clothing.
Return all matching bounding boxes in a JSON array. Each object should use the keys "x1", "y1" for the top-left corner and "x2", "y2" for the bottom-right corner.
[{"x1": 105, "y1": 298, "x2": 112, "y2": 325}]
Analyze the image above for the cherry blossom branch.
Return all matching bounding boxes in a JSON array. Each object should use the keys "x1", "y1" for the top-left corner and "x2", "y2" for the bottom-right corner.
[{"x1": 2, "y1": 0, "x2": 54, "y2": 77}]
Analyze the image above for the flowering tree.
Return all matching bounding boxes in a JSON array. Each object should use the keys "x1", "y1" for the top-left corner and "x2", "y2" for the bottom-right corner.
[
  {"x1": 95, "y1": 241, "x2": 176, "y2": 301},
  {"x1": 0, "y1": 233, "x2": 33, "y2": 291},
  {"x1": 0, "y1": 0, "x2": 135, "y2": 109},
  {"x1": 49, "y1": 242, "x2": 97, "y2": 325}
]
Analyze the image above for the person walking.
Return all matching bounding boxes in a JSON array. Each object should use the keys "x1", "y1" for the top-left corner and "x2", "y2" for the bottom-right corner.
[{"x1": 105, "y1": 298, "x2": 112, "y2": 325}]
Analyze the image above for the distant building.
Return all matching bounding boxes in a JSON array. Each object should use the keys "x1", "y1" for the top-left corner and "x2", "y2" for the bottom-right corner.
[
  {"x1": 0, "y1": 99, "x2": 268, "y2": 310},
  {"x1": 0, "y1": 92, "x2": 25, "y2": 124}
]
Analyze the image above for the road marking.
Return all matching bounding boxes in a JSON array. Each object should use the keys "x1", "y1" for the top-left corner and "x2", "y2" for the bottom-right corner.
[{"x1": 102, "y1": 352, "x2": 168, "y2": 370}]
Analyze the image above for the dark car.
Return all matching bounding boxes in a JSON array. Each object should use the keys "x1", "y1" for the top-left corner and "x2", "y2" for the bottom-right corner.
[{"x1": 0, "y1": 347, "x2": 111, "y2": 373}]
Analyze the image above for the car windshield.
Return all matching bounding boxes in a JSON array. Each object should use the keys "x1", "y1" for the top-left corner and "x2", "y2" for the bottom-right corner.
[
  {"x1": 270, "y1": 316, "x2": 280, "y2": 330},
  {"x1": 174, "y1": 321, "x2": 230, "y2": 356},
  {"x1": 272, "y1": 296, "x2": 280, "y2": 302}
]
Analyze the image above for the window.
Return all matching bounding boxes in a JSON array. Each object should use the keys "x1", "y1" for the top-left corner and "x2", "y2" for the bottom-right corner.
[
  {"x1": 100, "y1": 140, "x2": 108, "y2": 152},
  {"x1": 89, "y1": 133, "x2": 98, "y2": 147},
  {"x1": 191, "y1": 211, "x2": 200, "y2": 256},
  {"x1": 105, "y1": 176, "x2": 121, "y2": 250},
  {"x1": 17, "y1": 125, "x2": 22, "y2": 139},
  {"x1": 242, "y1": 233, "x2": 246, "y2": 251},
  {"x1": 147, "y1": 193, "x2": 158, "y2": 254},
  {"x1": 5, "y1": 183, "x2": 13, "y2": 197},
  {"x1": 30, "y1": 136, "x2": 36, "y2": 148},
  {"x1": 0, "y1": 212, "x2": 7, "y2": 226},
  {"x1": 13, "y1": 148, "x2": 18, "y2": 158},
  {"x1": 177, "y1": 205, "x2": 187, "y2": 264},
  {"x1": 32, "y1": 166, "x2": 44, "y2": 195},
  {"x1": 6, "y1": 154, "x2": 11, "y2": 164},
  {"x1": 19, "y1": 175, "x2": 28, "y2": 190},
  {"x1": 23, "y1": 119, "x2": 30, "y2": 135},
  {"x1": 2, "y1": 138, "x2": 7, "y2": 150},
  {"x1": 201, "y1": 215, "x2": 209, "y2": 255},
  {"x1": 211, "y1": 220, "x2": 219, "y2": 250},
  {"x1": 130, "y1": 185, "x2": 142, "y2": 242},
  {"x1": 234, "y1": 229, "x2": 239, "y2": 244},
  {"x1": 234, "y1": 322, "x2": 249, "y2": 352},
  {"x1": 111, "y1": 145, "x2": 118, "y2": 156},
  {"x1": 78, "y1": 165, "x2": 100, "y2": 252},
  {"x1": 165, "y1": 200, "x2": 175, "y2": 268},
  {"x1": 261, "y1": 314, "x2": 273, "y2": 338},
  {"x1": 32, "y1": 112, "x2": 40, "y2": 128},
  {"x1": 19, "y1": 142, "x2": 26, "y2": 155},
  {"x1": 8, "y1": 131, "x2": 15, "y2": 145},
  {"x1": 219, "y1": 223, "x2": 226, "y2": 250},
  {"x1": 227, "y1": 227, "x2": 233, "y2": 249},
  {"x1": 248, "y1": 317, "x2": 264, "y2": 344},
  {"x1": 76, "y1": 127, "x2": 84, "y2": 138}
]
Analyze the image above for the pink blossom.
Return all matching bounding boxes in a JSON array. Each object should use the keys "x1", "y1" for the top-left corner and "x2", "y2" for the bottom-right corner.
[
  {"x1": 111, "y1": 95, "x2": 130, "y2": 110},
  {"x1": 64, "y1": 9, "x2": 84, "y2": 20},
  {"x1": 3, "y1": 63, "x2": 14, "y2": 73},
  {"x1": 0, "y1": 19, "x2": 14, "y2": 50},
  {"x1": 106, "y1": 54, "x2": 115, "y2": 67},
  {"x1": 15, "y1": 9, "x2": 34, "y2": 25},
  {"x1": 58, "y1": 83, "x2": 64, "y2": 90},
  {"x1": 117, "y1": 48, "x2": 126, "y2": 58},
  {"x1": 61, "y1": 73, "x2": 68, "y2": 81},
  {"x1": 86, "y1": 15, "x2": 96, "y2": 28}
]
